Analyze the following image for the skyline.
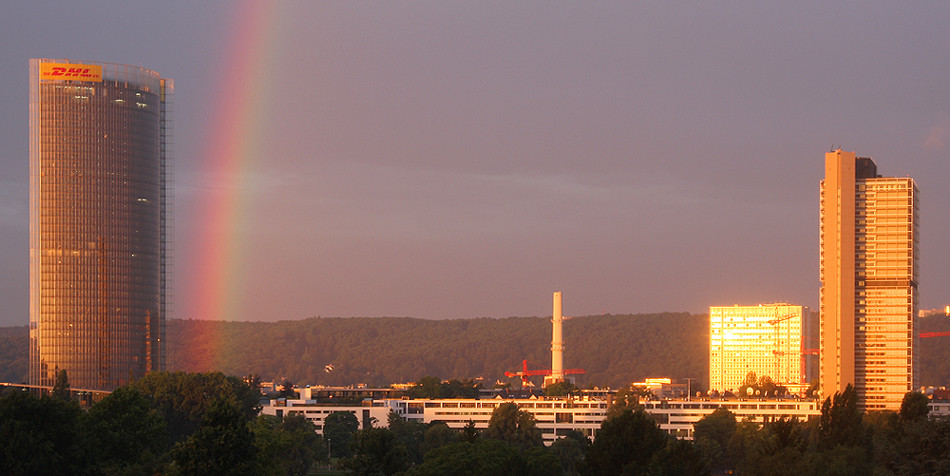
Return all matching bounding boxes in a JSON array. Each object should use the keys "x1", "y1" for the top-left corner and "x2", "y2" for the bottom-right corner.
[{"x1": 2, "y1": 2, "x2": 950, "y2": 326}]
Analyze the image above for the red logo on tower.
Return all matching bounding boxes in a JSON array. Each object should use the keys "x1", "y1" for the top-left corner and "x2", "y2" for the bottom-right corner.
[{"x1": 40, "y1": 63, "x2": 103, "y2": 82}]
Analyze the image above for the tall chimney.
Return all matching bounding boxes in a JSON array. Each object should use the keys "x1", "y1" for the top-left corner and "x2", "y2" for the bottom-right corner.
[{"x1": 551, "y1": 291, "x2": 564, "y2": 382}]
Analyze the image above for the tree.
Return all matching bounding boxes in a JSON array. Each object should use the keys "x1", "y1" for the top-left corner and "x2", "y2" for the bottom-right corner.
[
  {"x1": 170, "y1": 397, "x2": 259, "y2": 476},
  {"x1": 410, "y1": 376, "x2": 444, "y2": 399},
  {"x1": 583, "y1": 408, "x2": 669, "y2": 476},
  {"x1": 324, "y1": 411, "x2": 360, "y2": 458},
  {"x1": 461, "y1": 420, "x2": 479, "y2": 443},
  {"x1": 735, "y1": 417, "x2": 810, "y2": 476},
  {"x1": 550, "y1": 430, "x2": 589, "y2": 476},
  {"x1": 422, "y1": 421, "x2": 461, "y2": 455},
  {"x1": 52, "y1": 369, "x2": 70, "y2": 400},
  {"x1": 344, "y1": 427, "x2": 409, "y2": 475},
  {"x1": 277, "y1": 379, "x2": 298, "y2": 399},
  {"x1": 486, "y1": 402, "x2": 543, "y2": 450},
  {"x1": 692, "y1": 408, "x2": 737, "y2": 471},
  {"x1": 818, "y1": 384, "x2": 864, "y2": 448},
  {"x1": 85, "y1": 387, "x2": 167, "y2": 475},
  {"x1": 899, "y1": 391, "x2": 930, "y2": 422},
  {"x1": 0, "y1": 390, "x2": 88, "y2": 474},
  {"x1": 606, "y1": 386, "x2": 641, "y2": 419},
  {"x1": 252, "y1": 413, "x2": 324, "y2": 476},
  {"x1": 387, "y1": 411, "x2": 426, "y2": 465},
  {"x1": 545, "y1": 381, "x2": 579, "y2": 397},
  {"x1": 880, "y1": 414, "x2": 950, "y2": 474},
  {"x1": 648, "y1": 438, "x2": 709, "y2": 476},
  {"x1": 405, "y1": 439, "x2": 539, "y2": 476},
  {"x1": 128, "y1": 371, "x2": 261, "y2": 444}
]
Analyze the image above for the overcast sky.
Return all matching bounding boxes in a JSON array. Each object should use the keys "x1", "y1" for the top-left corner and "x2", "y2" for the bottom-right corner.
[{"x1": 2, "y1": 1, "x2": 949, "y2": 326}]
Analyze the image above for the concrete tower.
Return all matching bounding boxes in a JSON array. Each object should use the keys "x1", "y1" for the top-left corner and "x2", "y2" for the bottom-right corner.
[
  {"x1": 819, "y1": 149, "x2": 918, "y2": 410},
  {"x1": 550, "y1": 291, "x2": 564, "y2": 383}
]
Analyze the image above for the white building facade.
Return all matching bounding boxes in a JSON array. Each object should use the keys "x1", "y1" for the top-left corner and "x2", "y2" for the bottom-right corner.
[{"x1": 260, "y1": 395, "x2": 821, "y2": 444}]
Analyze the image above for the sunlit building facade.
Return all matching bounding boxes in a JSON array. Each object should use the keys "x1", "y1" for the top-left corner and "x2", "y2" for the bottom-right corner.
[
  {"x1": 29, "y1": 59, "x2": 172, "y2": 390},
  {"x1": 709, "y1": 304, "x2": 807, "y2": 393},
  {"x1": 820, "y1": 149, "x2": 918, "y2": 410}
]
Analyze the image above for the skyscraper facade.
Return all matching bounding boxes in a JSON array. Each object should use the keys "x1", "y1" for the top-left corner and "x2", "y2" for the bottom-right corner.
[
  {"x1": 709, "y1": 304, "x2": 807, "y2": 393},
  {"x1": 29, "y1": 59, "x2": 172, "y2": 390},
  {"x1": 819, "y1": 149, "x2": 918, "y2": 411}
]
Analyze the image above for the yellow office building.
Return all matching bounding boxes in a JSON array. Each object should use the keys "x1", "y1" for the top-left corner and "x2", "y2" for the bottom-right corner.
[
  {"x1": 819, "y1": 150, "x2": 918, "y2": 410},
  {"x1": 709, "y1": 304, "x2": 807, "y2": 393}
]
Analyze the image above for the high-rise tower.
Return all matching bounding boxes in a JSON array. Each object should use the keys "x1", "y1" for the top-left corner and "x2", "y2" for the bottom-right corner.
[
  {"x1": 819, "y1": 149, "x2": 918, "y2": 410},
  {"x1": 29, "y1": 59, "x2": 172, "y2": 391}
]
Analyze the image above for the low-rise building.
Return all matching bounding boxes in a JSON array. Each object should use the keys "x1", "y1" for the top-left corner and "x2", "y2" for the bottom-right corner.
[
  {"x1": 260, "y1": 394, "x2": 822, "y2": 444},
  {"x1": 641, "y1": 398, "x2": 821, "y2": 439}
]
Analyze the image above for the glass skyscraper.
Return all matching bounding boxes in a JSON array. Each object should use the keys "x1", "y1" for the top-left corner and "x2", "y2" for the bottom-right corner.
[{"x1": 29, "y1": 59, "x2": 172, "y2": 390}]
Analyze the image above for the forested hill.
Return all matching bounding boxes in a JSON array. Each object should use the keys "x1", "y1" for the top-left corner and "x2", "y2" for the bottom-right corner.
[
  {"x1": 3, "y1": 313, "x2": 950, "y2": 389},
  {"x1": 165, "y1": 313, "x2": 708, "y2": 389}
]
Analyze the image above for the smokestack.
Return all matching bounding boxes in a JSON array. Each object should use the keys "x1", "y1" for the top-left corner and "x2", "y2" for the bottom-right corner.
[{"x1": 551, "y1": 291, "x2": 564, "y2": 382}]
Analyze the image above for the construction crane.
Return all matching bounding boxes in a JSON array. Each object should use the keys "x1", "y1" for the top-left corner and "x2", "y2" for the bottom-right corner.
[
  {"x1": 768, "y1": 309, "x2": 797, "y2": 384},
  {"x1": 504, "y1": 359, "x2": 585, "y2": 387}
]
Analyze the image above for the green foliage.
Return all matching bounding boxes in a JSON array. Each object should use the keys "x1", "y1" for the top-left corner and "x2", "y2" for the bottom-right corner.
[
  {"x1": 818, "y1": 384, "x2": 865, "y2": 448},
  {"x1": 0, "y1": 390, "x2": 87, "y2": 474},
  {"x1": 876, "y1": 415, "x2": 950, "y2": 474},
  {"x1": 0, "y1": 325, "x2": 28, "y2": 384},
  {"x1": 251, "y1": 414, "x2": 324, "y2": 476},
  {"x1": 550, "y1": 430, "x2": 589, "y2": 476},
  {"x1": 692, "y1": 408, "x2": 736, "y2": 471},
  {"x1": 408, "y1": 376, "x2": 482, "y2": 399},
  {"x1": 324, "y1": 410, "x2": 360, "y2": 458},
  {"x1": 738, "y1": 372, "x2": 786, "y2": 398},
  {"x1": 583, "y1": 408, "x2": 669, "y2": 476},
  {"x1": 545, "y1": 381, "x2": 579, "y2": 396},
  {"x1": 162, "y1": 313, "x2": 708, "y2": 389},
  {"x1": 127, "y1": 371, "x2": 261, "y2": 444},
  {"x1": 169, "y1": 397, "x2": 259, "y2": 476},
  {"x1": 899, "y1": 391, "x2": 930, "y2": 422},
  {"x1": 387, "y1": 411, "x2": 423, "y2": 464},
  {"x1": 51, "y1": 369, "x2": 70, "y2": 400},
  {"x1": 343, "y1": 427, "x2": 409, "y2": 475},
  {"x1": 461, "y1": 420, "x2": 479, "y2": 443},
  {"x1": 85, "y1": 387, "x2": 167, "y2": 475},
  {"x1": 486, "y1": 402, "x2": 543, "y2": 450},
  {"x1": 406, "y1": 439, "x2": 560, "y2": 476},
  {"x1": 647, "y1": 438, "x2": 709, "y2": 476},
  {"x1": 6, "y1": 312, "x2": 950, "y2": 389},
  {"x1": 734, "y1": 417, "x2": 811, "y2": 476},
  {"x1": 422, "y1": 421, "x2": 461, "y2": 455},
  {"x1": 606, "y1": 386, "x2": 641, "y2": 419}
]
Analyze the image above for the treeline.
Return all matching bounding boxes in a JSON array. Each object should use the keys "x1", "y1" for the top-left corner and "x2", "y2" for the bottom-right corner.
[
  {"x1": 0, "y1": 371, "x2": 321, "y2": 475},
  {"x1": 4, "y1": 313, "x2": 950, "y2": 388},
  {"x1": 5, "y1": 372, "x2": 950, "y2": 475}
]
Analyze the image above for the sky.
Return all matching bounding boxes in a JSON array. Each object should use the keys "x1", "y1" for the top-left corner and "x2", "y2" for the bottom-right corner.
[{"x1": 2, "y1": 1, "x2": 949, "y2": 326}]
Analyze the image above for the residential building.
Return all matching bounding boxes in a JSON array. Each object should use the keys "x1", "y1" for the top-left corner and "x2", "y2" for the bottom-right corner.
[
  {"x1": 709, "y1": 304, "x2": 808, "y2": 393},
  {"x1": 819, "y1": 149, "x2": 918, "y2": 410},
  {"x1": 29, "y1": 59, "x2": 172, "y2": 390}
]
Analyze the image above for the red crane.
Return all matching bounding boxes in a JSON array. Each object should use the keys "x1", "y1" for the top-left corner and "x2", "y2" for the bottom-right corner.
[{"x1": 504, "y1": 359, "x2": 585, "y2": 387}]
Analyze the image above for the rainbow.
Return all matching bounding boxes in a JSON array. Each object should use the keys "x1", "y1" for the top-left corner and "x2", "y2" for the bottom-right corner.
[{"x1": 185, "y1": 0, "x2": 283, "y2": 368}]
